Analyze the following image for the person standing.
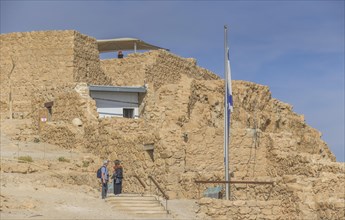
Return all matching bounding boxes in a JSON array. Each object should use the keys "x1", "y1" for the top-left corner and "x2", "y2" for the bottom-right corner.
[
  {"x1": 101, "y1": 160, "x2": 109, "y2": 199},
  {"x1": 113, "y1": 160, "x2": 123, "y2": 196},
  {"x1": 117, "y1": 50, "x2": 124, "y2": 58}
]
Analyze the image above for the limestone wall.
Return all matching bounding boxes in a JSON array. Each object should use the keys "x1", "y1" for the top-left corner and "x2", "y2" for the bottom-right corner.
[
  {"x1": 0, "y1": 30, "x2": 110, "y2": 120},
  {"x1": 198, "y1": 198, "x2": 286, "y2": 220},
  {"x1": 34, "y1": 83, "x2": 98, "y2": 147},
  {"x1": 100, "y1": 49, "x2": 219, "y2": 89},
  {"x1": 79, "y1": 76, "x2": 339, "y2": 201},
  {"x1": 100, "y1": 52, "x2": 155, "y2": 86},
  {"x1": 83, "y1": 116, "x2": 160, "y2": 194},
  {"x1": 87, "y1": 56, "x2": 339, "y2": 200},
  {"x1": 0, "y1": 31, "x2": 75, "y2": 119},
  {"x1": 73, "y1": 32, "x2": 111, "y2": 85},
  {"x1": 144, "y1": 50, "x2": 218, "y2": 89},
  {"x1": 198, "y1": 170, "x2": 344, "y2": 219}
]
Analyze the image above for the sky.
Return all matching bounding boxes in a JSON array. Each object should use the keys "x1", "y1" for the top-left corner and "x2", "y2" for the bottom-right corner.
[{"x1": 1, "y1": 0, "x2": 344, "y2": 161}]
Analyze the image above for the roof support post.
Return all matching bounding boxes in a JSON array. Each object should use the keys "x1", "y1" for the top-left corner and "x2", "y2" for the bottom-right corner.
[{"x1": 134, "y1": 42, "x2": 137, "y2": 53}]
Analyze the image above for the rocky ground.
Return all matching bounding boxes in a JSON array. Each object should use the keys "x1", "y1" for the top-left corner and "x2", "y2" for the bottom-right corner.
[{"x1": 0, "y1": 119, "x2": 199, "y2": 220}]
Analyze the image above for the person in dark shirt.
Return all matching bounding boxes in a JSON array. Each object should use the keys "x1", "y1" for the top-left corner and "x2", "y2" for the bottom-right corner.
[
  {"x1": 117, "y1": 50, "x2": 124, "y2": 58},
  {"x1": 112, "y1": 160, "x2": 123, "y2": 196}
]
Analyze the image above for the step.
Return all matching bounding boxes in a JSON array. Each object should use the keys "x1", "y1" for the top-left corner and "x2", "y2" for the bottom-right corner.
[
  {"x1": 106, "y1": 199, "x2": 159, "y2": 203},
  {"x1": 107, "y1": 193, "x2": 156, "y2": 197},
  {"x1": 107, "y1": 201, "x2": 160, "y2": 206},
  {"x1": 118, "y1": 210, "x2": 168, "y2": 215},
  {"x1": 114, "y1": 193, "x2": 151, "y2": 197},
  {"x1": 105, "y1": 193, "x2": 169, "y2": 217},
  {"x1": 106, "y1": 196, "x2": 157, "y2": 201},
  {"x1": 114, "y1": 206, "x2": 165, "y2": 211}
]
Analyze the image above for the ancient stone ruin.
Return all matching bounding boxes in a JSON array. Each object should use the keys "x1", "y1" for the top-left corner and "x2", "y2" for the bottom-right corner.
[{"x1": 0, "y1": 30, "x2": 344, "y2": 219}]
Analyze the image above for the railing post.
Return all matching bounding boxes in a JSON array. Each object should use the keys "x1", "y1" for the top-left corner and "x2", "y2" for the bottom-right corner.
[
  {"x1": 195, "y1": 180, "x2": 275, "y2": 200},
  {"x1": 132, "y1": 175, "x2": 146, "y2": 195},
  {"x1": 149, "y1": 177, "x2": 152, "y2": 195},
  {"x1": 147, "y1": 176, "x2": 169, "y2": 213}
]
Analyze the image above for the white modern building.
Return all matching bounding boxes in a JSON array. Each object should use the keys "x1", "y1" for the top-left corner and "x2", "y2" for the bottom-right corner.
[{"x1": 89, "y1": 85, "x2": 146, "y2": 119}]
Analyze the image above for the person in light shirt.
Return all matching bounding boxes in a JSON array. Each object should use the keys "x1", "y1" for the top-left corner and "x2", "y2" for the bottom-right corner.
[{"x1": 101, "y1": 160, "x2": 109, "y2": 199}]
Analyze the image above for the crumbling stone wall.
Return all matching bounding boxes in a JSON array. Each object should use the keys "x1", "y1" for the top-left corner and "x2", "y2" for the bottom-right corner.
[
  {"x1": 33, "y1": 83, "x2": 98, "y2": 148},
  {"x1": 0, "y1": 30, "x2": 110, "y2": 120},
  {"x1": 73, "y1": 32, "x2": 111, "y2": 85},
  {"x1": 198, "y1": 198, "x2": 287, "y2": 220},
  {"x1": 83, "y1": 116, "x2": 160, "y2": 194},
  {"x1": 100, "y1": 49, "x2": 219, "y2": 89},
  {"x1": 198, "y1": 170, "x2": 345, "y2": 219},
  {"x1": 144, "y1": 50, "x2": 218, "y2": 89},
  {"x1": 0, "y1": 31, "x2": 75, "y2": 119},
  {"x1": 100, "y1": 51, "x2": 156, "y2": 86},
  {"x1": 97, "y1": 49, "x2": 339, "y2": 201}
]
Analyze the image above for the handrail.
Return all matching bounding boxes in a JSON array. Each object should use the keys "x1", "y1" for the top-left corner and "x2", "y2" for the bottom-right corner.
[
  {"x1": 148, "y1": 175, "x2": 169, "y2": 213},
  {"x1": 133, "y1": 175, "x2": 146, "y2": 189},
  {"x1": 148, "y1": 175, "x2": 169, "y2": 200},
  {"x1": 195, "y1": 180, "x2": 274, "y2": 185},
  {"x1": 195, "y1": 179, "x2": 275, "y2": 200}
]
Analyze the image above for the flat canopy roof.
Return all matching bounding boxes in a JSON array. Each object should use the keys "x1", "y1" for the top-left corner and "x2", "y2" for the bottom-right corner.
[
  {"x1": 89, "y1": 85, "x2": 147, "y2": 93},
  {"x1": 97, "y1": 38, "x2": 167, "y2": 53}
]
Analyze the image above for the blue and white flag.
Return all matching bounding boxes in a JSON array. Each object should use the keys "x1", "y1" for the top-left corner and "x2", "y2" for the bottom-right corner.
[
  {"x1": 224, "y1": 25, "x2": 233, "y2": 200},
  {"x1": 226, "y1": 47, "x2": 233, "y2": 113}
]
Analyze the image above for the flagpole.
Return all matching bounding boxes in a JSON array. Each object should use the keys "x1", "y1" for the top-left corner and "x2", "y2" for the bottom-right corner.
[{"x1": 224, "y1": 25, "x2": 230, "y2": 200}]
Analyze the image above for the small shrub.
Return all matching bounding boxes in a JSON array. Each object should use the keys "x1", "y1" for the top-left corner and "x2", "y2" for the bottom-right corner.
[
  {"x1": 82, "y1": 161, "x2": 90, "y2": 167},
  {"x1": 18, "y1": 156, "x2": 33, "y2": 163},
  {"x1": 33, "y1": 137, "x2": 40, "y2": 143},
  {"x1": 58, "y1": 157, "x2": 70, "y2": 163}
]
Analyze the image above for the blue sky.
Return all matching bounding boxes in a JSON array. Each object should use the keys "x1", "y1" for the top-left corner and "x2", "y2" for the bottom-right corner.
[{"x1": 1, "y1": 1, "x2": 344, "y2": 161}]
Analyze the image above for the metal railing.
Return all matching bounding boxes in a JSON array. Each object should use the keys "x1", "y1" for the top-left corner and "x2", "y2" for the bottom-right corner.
[
  {"x1": 148, "y1": 175, "x2": 169, "y2": 211},
  {"x1": 133, "y1": 175, "x2": 146, "y2": 189},
  {"x1": 195, "y1": 180, "x2": 274, "y2": 185},
  {"x1": 195, "y1": 179, "x2": 275, "y2": 200},
  {"x1": 127, "y1": 175, "x2": 147, "y2": 195}
]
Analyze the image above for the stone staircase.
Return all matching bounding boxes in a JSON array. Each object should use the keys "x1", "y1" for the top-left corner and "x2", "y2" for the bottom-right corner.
[{"x1": 106, "y1": 193, "x2": 171, "y2": 219}]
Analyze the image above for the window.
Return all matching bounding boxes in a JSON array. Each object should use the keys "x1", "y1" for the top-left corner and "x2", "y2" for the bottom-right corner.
[
  {"x1": 44, "y1": 101, "x2": 54, "y2": 121},
  {"x1": 143, "y1": 144, "x2": 154, "y2": 162},
  {"x1": 123, "y1": 108, "x2": 134, "y2": 118},
  {"x1": 47, "y1": 107, "x2": 52, "y2": 121}
]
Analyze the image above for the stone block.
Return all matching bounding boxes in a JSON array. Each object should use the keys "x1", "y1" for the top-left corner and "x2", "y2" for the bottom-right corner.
[
  {"x1": 272, "y1": 206, "x2": 281, "y2": 215},
  {"x1": 239, "y1": 206, "x2": 251, "y2": 214},
  {"x1": 199, "y1": 197, "x2": 213, "y2": 205},
  {"x1": 233, "y1": 200, "x2": 246, "y2": 206},
  {"x1": 246, "y1": 200, "x2": 258, "y2": 207},
  {"x1": 261, "y1": 208, "x2": 272, "y2": 215},
  {"x1": 160, "y1": 150, "x2": 172, "y2": 159}
]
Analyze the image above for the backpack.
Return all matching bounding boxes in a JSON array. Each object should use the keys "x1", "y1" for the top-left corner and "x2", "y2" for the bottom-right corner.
[{"x1": 96, "y1": 166, "x2": 103, "y2": 178}]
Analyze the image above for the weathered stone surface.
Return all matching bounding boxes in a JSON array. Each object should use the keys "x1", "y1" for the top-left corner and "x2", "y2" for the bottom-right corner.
[
  {"x1": 72, "y1": 118, "x2": 83, "y2": 127},
  {"x1": 0, "y1": 31, "x2": 110, "y2": 120}
]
